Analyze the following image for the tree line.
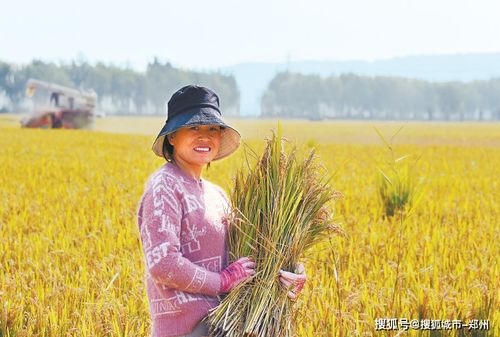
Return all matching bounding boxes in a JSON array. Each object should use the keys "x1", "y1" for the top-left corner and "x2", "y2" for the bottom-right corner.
[
  {"x1": 261, "y1": 72, "x2": 500, "y2": 120},
  {"x1": 0, "y1": 59, "x2": 240, "y2": 116}
]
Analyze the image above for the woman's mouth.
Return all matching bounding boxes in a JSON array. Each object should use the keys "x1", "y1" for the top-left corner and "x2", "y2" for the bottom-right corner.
[{"x1": 194, "y1": 146, "x2": 211, "y2": 153}]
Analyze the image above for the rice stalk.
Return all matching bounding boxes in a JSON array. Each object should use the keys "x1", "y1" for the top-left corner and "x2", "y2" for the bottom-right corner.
[{"x1": 207, "y1": 123, "x2": 341, "y2": 336}]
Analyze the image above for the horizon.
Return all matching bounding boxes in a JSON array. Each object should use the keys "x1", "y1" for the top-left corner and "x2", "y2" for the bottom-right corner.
[
  {"x1": 4, "y1": 52, "x2": 500, "y2": 117},
  {"x1": 3, "y1": 51, "x2": 500, "y2": 73}
]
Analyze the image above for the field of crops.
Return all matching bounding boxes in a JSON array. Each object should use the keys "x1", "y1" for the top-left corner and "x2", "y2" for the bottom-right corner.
[{"x1": 1, "y1": 114, "x2": 498, "y2": 336}]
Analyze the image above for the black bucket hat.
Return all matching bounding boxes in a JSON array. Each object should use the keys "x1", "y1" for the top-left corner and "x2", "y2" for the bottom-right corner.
[{"x1": 152, "y1": 85, "x2": 241, "y2": 161}]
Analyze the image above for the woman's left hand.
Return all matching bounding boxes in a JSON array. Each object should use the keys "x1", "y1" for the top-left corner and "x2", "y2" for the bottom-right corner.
[{"x1": 279, "y1": 263, "x2": 307, "y2": 300}]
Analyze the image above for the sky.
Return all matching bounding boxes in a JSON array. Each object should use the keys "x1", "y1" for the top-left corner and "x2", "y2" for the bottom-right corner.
[{"x1": 1, "y1": 0, "x2": 500, "y2": 71}]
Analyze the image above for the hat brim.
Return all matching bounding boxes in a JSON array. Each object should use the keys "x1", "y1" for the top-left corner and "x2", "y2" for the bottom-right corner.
[{"x1": 152, "y1": 106, "x2": 240, "y2": 161}]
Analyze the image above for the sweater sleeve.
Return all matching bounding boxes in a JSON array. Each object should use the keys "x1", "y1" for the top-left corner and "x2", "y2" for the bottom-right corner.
[
  {"x1": 137, "y1": 172, "x2": 221, "y2": 297},
  {"x1": 210, "y1": 184, "x2": 232, "y2": 268}
]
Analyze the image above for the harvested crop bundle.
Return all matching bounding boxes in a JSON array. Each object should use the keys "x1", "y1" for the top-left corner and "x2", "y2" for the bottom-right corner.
[{"x1": 207, "y1": 125, "x2": 342, "y2": 337}]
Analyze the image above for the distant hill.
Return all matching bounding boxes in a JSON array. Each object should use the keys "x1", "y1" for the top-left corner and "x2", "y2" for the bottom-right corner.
[{"x1": 221, "y1": 53, "x2": 500, "y2": 116}]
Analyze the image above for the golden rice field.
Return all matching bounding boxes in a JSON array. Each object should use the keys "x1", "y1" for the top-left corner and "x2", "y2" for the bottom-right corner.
[{"x1": 0, "y1": 114, "x2": 499, "y2": 337}]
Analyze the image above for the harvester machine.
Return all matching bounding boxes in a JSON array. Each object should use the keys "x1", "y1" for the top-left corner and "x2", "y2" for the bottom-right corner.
[{"x1": 21, "y1": 78, "x2": 98, "y2": 129}]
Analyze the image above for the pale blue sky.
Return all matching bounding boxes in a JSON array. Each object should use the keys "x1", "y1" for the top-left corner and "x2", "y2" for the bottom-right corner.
[{"x1": 1, "y1": 0, "x2": 500, "y2": 70}]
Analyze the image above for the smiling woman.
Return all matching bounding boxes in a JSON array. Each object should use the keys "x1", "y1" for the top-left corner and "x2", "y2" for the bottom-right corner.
[{"x1": 137, "y1": 85, "x2": 308, "y2": 337}]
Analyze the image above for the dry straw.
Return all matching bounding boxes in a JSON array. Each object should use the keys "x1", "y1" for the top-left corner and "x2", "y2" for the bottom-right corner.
[{"x1": 207, "y1": 124, "x2": 342, "y2": 337}]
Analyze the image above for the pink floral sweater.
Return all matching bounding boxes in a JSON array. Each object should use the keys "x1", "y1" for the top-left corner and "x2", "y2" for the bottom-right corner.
[{"x1": 137, "y1": 162, "x2": 229, "y2": 336}]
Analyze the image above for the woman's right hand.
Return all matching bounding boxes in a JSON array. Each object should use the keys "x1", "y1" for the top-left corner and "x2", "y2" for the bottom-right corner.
[{"x1": 219, "y1": 257, "x2": 256, "y2": 293}]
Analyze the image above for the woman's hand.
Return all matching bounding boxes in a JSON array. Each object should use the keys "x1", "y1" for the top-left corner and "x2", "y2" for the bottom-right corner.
[
  {"x1": 219, "y1": 257, "x2": 256, "y2": 293},
  {"x1": 279, "y1": 263, "x2": 307, "y2": 300}
]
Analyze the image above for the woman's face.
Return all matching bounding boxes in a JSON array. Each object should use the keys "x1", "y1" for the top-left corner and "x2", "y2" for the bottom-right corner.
[{"x1": 168, "y1": 124, "x2": 222, "y2": 168}]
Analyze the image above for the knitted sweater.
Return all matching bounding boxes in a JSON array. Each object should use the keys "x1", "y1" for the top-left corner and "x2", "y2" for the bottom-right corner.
[{"x1": 137, "y1": 162, "x2": 229, "y2": 337}]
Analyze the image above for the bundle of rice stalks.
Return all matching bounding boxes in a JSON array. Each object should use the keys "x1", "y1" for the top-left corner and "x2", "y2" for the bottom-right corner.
[{"x1": 207, "y1": 124, "x2": 342, "y2": 337}]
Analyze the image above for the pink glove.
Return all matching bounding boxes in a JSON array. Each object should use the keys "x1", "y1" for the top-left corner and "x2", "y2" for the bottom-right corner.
[
  {"x1": 219, "y1": 257, "x2": 256, "y2": 293},
  {"x1": 279, "y1": 263, "x2": 307, "y2": 300}
]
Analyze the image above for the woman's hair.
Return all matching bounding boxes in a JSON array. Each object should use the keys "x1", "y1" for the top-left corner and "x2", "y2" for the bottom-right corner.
[{"x1": 162, "y1": 136, "x2": 175, "y2": 162}]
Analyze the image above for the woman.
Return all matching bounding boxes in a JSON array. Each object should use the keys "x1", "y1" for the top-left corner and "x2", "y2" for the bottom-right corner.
[{"x1": 137, "y1": 85, "x2": 306, "y2": 337}]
